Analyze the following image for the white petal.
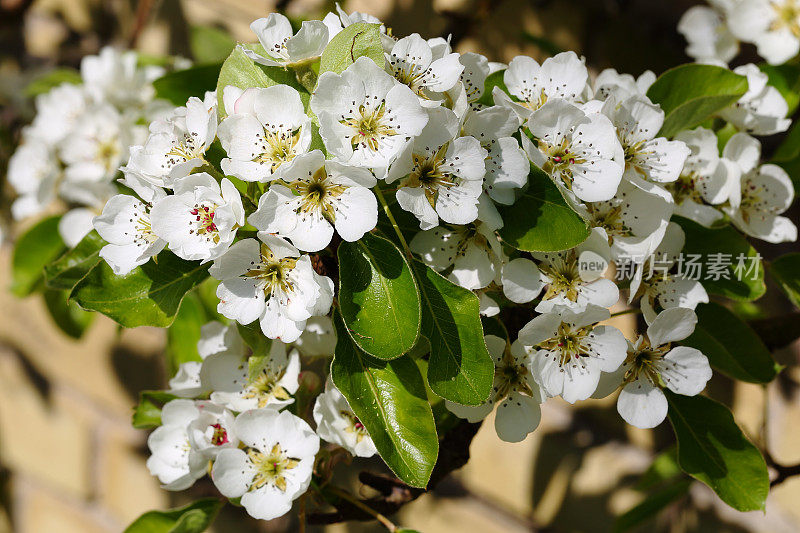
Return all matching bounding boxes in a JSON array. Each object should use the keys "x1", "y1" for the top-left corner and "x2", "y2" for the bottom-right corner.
[{"x1": 617, "y1": 379, "x2": 668, "y2": 429}]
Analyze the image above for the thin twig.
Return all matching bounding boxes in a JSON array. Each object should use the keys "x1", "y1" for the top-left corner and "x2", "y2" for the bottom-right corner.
[
  {"x1": 128, "y1": 0, "x2": 156, "y2": 48},
  {"x1": 326, "y1": 486, "x2": 397, "y2": 531},
  {"x1": 374, "y1": 186, "x2": 412, "y2": 258}
]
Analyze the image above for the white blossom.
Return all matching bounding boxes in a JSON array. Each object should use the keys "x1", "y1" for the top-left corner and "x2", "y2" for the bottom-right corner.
[
  {"x1": 446, "y1": 335, "x2": 546, "y2": 442},
  {"x1": 7, "y1": 140, "x2": 59, "y2": 220},
  {"x1": 385, "y1": 33, "x2": 463, "y2": 105},
  {"x1": 211, "y1": 409, "x2": 319, "y2": 521},
  {"x1": 593, "y1": 68, "x2": 655, "y2": 102},
  {"x1": 209, "y1": 234, "x2": 334, "y2": 342},
  {"x1": 313, "y1": 378, "x2": 376, "y2": 457},
  {"x1": 244, "y1": 13, "x2": 328, "y2": 68},
  {"x1": 677, "y1": 5, "x2": 739, "y2": 64},
  {"x1": 187, "y1": 401, "x2": 240, "y2": 459},
  {"x1": 719, "y1": 64, "x2": 791, "y2": 135},
  {"x1": 727, "y1": 0, "x2": 800, "y2": 65},
  {"x1": 312, "y1": 56, "x2": 428, "y2": 169},
  {"x1": 150, "y1": 173, "x2": 244, "y2": 262},
  {"x1": 146, "y1": 399, "x2": 206, "y2": 490},
  {"x1": 248, "y1": 150, "x2": 378, "y2": 252}
]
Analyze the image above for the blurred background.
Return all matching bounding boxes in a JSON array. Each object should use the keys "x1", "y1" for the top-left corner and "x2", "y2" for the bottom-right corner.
[{"x1": 1, "y1": 0, "x2": 799, "y2": 531}]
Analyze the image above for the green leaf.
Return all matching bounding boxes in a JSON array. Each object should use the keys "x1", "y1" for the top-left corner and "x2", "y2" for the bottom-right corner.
[
  {"x1": 44, "y1": 230, "x2": 104, "y2": 291},
  {"x1": 635, "y1": 447, "x2": 682, "y2": 491},
  {"x1": 768, "y1": 252, "x2": 800, "y2": 308},
  {"x1": 772, "y1": 118, "x2": 800, "y2": 164},
  {"x1": 675, "y1": 216, "x2": 766, "y2": 301},
  {"x1": 11, "y1": 215, "x2": 66, "y2": 297},
  {"x1": 237, "y1": 321, "x2": 271, "y2": 358},
  {"x1": 748, "y1": 312, "x2": 800, "y2": 351},
  {"x1": 153, "y1": 63, "x2": 222, "y2": 106},
  {"x1": 331, "y1": 312, "x2": 438, "y2": 488},
  {"x1": 70, "y1": 251, "x2": 210, "y2": 328},
  {"x1": 476, "y1": 69, "x2": 507, "y2": 107},
  {"x1": 189, "y1": 25, "x2": 236, "y2": 64},
  {"x1": 124, "y1": 498, "x2": 223, "y2": 533},
  {"x1": 411, "y1": 260, "x2": 494, "y2": 406},
  {"x1": 132, "y1": 391, "x2": 178, "y2": 429},
  {"x1": 337, "y1": 233, "x2": 421, "y2": 360},
  {"x1": 43, "y1": 289, "x2": 94, "y2": 339},
  {"x1": 614, "y1": 480, "x2": 691, "y2": 533},
  {"x1": 683, "y1": 302, "x2": 779, "y2": 383},
  {"x1": 166, "y1": 293, "x2": 207, "y2": 374},
  {"x1": 759, "y1": 63, "x2": 800, "y2": 116},
  {"x1": 319, "y1": 22, "x2": 384, "y2": 75},
  {"x1": 646, "y1": 64, "x2": 749, "y2": 138},
  {"x1": 497, "y1": 166, "x2": 590, "y2": 252},
  {"x1": 215, "y1": 46, "x2": 309, "y2": 118},
  {"x1": 666, "y1": 392, "x2": 769, "y2": 512},
  {"x1": 24, "y1": 68, "x2": 82, "y2": 97}
]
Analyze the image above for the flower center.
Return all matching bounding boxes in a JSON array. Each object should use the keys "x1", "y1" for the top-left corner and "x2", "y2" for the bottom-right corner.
[
  {"x1": 340, "y1": 411, "x2": 370, "y2": 442},
  {"x1": 123, "y1": 204, "x2": 159, "y2": 248},
  {"x1": 253, "y1": 127, "x2": 303, "y2": 173},
  {"x1": 538, "y1": 137, "x2": 583, "y2": 187},
  {"x1": 210, "y1": 423, "x2": 229, "y2": 446},
  {"x1": 242, "y1": 364, "x2": 292, "y2": 408},
  {"x1": 666, "y1": 172, "x2": 705, "y2": 206},
  {"x1": 247, "y1": 444, "x2": 300, "y2": 493},
  {"x1": 539, "y1": 253, "x2": 582, "y2": 302},
  {"x1": 587, "y1": 204, "x2": 629, "y2": 240},
  {"x1": 165, "y1": 132, "x2": 201, "y2": 167},
  {"x1": 245, "y1": 242, "x2": 299, "y2": 297},
  {"x1": 773, "y1": 0, "x2": 800, "y2": 37},
  {"x1": 342, "y1": 103, "x2": 397, "y2": 152},
  {"x1": 400, "y1": 146, "x2": 457, "y2": 208},
  {"x1": 189, "y1": 203, "x2": 220, "y2": 243},
  {"x1": 539, "y1": 323, "x2": 594, "y2": 366},
  {"x1": 97, "y1": 139, "x2": 121, "y2": 170},
  {"x1": 622, "y1": 338, "x2": 670, "y2": 386},
  {"x1": 289, "y1": 167, "x2": 347, "y2": 222}
]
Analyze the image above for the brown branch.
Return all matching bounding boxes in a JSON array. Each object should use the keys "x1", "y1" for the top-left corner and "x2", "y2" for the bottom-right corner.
[
  {"x1": 767, "y1": 452, "x2": 800, "y2": 487},
  {"x1": 128, "y1": 0, "x2": 157, "y2": 48},
  {"x1": 308, "y1": 420, "x2": 481, "y2": 525}
]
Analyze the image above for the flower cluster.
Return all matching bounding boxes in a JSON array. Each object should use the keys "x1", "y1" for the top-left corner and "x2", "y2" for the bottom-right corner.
[
  {"x1": 7, "y1": 47, "x2": 174, "y2": 246},
  {"x1": 11, "y1": 3, "x2": 796, "y2": 525}
]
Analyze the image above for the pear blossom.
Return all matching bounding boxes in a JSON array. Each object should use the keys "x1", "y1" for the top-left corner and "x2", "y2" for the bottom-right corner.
[
  {"x1": 150, "y1": 173, "x2": 244, "y2": 262},
  {"x1": 126, "y1": 94, "x2": 218, "y2": 187},
  {"x1": 598, "y1": 308, "x2": 712, "y2": 428},
  {"x1": 209, "y1": 234, "x2": 334, "y2": 342},
  {"x1": 501, "y1": 258, "x2": 545, "y2": 304},
  {"x1": 410, "y1": 221, "x2": 504, "y2": 290},
  {"x1": 385, "y1": 33, "x2": 463, "y2": 104},
  {"x1": 218, "y1": 85, "x2": 312, "y2": 182},
  {"x1": 187, "y1": 401, "x2": 240, "y2": 459},
  {"x1": 494, "y1": 52, "x2": 589, "y2": 122},
  {"x1": 593, "y1": 68, "x2": 655, "y2": 102},
  {"x1": 311, "y1": 56, "x2": 428, "y2": 169},
  {"x1": 7, "y1": 140, "x2": 59, "y2": 220},
  {"x1": 677, "y1": 5, "x2": 739, "y2": 64},
  {"x1": 80, "y1": 46, "x2": 164, "y2": 110},
  {"x1": 522, "y1": 99, "x2": 624, "y2": 202},
  {"x1": 511, "y1": 230, "x2": 619, "y2": 312},
  {"x1": 461, "y1": 105, "x2": 529, "y2": 204},
  {"x1": 580, "y1": 178, "x2": 674, "y2": 261},
  {"x1": 211, "y1": 409, "x2": 320, "y2": 521},
  {"x1": 727, "y1": 0, "x2": 800, "y2": 65},
  {"x1": 446, "y1": 335, "x2": 546, "y2": 443},
  {"x1": 313, "y1": 378, "x2": 376, "y2": 457},
  {"x1": 629, "y1": 222, "x2": 709, "y2": 324},
  {"x1": 718, "y1": 64, "x2": 791, "y2": 135},
  {"x1": 244, "y1": 13, "x2": 328, "y2": 68},
  {"x1": 294, "y1": 316, "x2": 337, "y2": 357},
  {"x1": 603, "y1": 95, "x2": 691, "y2": 186},
  {"x1": 725, "y1": 160, "x2": 798, "y2": 243},
  {"x1": 58, "y1": 208, "x2": 97, "y2": 248},
  {"x1": 25, "y1": 83, "x2": 88, "y2": 147},
  {"x1": 146, "y1": 399, "x2": 206, "y2": 490},
  {"x1": 248, "y1": 150, "x2": 378, "y2": 252},
  {"x1": 387, "y1": 107, "x2": 487, "y2": 229},
  {"x1": 669, "y1": 127, "x2": 742, "y2": 226},
  {"x1": 200, "y1": 341, "x2": 301, "y2": 412},
  {"x1": 517, "y1": 305, "x2": 628, "y2": 403},
  {"x1": 93, "y1": 193, "x2": 167, "y2": 275}
]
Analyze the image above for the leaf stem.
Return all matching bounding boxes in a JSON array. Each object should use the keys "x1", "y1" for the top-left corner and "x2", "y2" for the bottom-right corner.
[
  {"x1": 610, "y1": 308, "x2": 641, "y2": 318},
  {"x1": 374, "y1": 186, "x2": 412, "y2": 259}
]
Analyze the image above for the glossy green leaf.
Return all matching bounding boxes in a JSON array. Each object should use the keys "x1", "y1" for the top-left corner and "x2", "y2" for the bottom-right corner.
[
  {"x1": 683, "y1": 302, "x2": 779, "y2": 383},
  {"x1": 666, "y1": 392, "x2": 769, "y2": 512},
  {"x1": 646, "y1": 64, "x2": 748, "y2": 138},
  {"x1": 190, "y1": 25, "x2": 236, "y2": 64},
  {"x1": 70, "y1": 251, "x2": 210, "y2": 328},
  {"x1": 132, "y1": 391, "x2": 178, "y2": 429},
  {"x1": 331, "y1": 312, "x2": 438, "y2": 488},
  {"x1": 43, "y1": 289, "x2": 94, "y2": 339},
  {"x1": 124, "y1": 498, "x2": 223, "y2": 533},
  {"x1": 498, "y1": 166, "x2": 590, "y2": 252},
  {"x1": 24, "y1": 68, "x2": 82, "y2": 97},
  {"x1": 411, "y1": 260, "x2": 494, "y2": 406},
  {"x1": 319, "y1": 22, "x2": 384, "y2": 75},
  {"x1": 338, "y1": 232, "x2": 421, "y2": 360},
  {"x1": 768, "y1": 252, "x2": 800, "y2": 308},
  {"x1": 166, "y1": 293, "x2": 207, "y2": 374},
  {"x1": 215, "y1": 45, "x2": 309, "y2": 117},
  {"x1": 614, "y1": 480, "x2": 690, "y2": 533},
  {"x1": 11, "y1": 215, "x2": 66, "y2": 297},
  {"x1": 153, "y1": 63, "x2": 222, "y2": 106},
  {"x1": 676, "y1": 216, "x2": 766, "y2": 301},
  {"x1": 44, "y1": 230, "x2": 104, "y2": 291}
]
